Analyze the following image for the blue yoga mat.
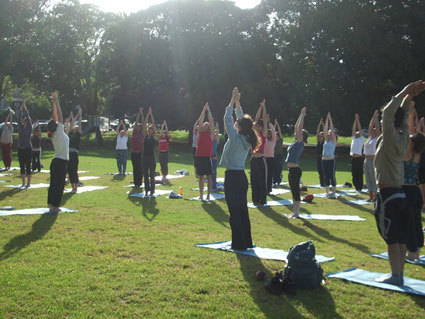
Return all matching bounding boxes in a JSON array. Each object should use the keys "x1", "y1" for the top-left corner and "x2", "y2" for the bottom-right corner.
[
  {"x1": 327, "y1": 268, "x2": 425, "y2": 296},
  {"x1": 370, "y1": 252, "x2": 425, "y2": 266},
  {"x1": 195, "y1": 241, "x2": 334, "y2": 263}
]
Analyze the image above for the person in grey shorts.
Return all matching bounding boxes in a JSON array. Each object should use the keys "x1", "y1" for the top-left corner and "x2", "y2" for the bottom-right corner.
[{"x1": 363, "y1": 110, "x2": 380, "y2": 202}]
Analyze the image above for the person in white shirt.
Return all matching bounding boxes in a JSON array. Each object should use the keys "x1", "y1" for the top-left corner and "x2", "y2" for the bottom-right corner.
[
  {"x1": 350, "y1": 114, "x2": 365, "y2": 192},
  {"x1": 47, "y1": 92, "x2": 69, "y2": 213},
  {"x1": 115, "y1": 120, "x2": 128, "y2": 174},
  {"x1": 363, "y1": 110, "x2": 380, "y2": 201}
]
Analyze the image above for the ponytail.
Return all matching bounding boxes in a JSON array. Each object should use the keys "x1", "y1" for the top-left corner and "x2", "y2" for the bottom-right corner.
[{"x1": 237, "y1": 115, "x2": 260, "y2": 151}]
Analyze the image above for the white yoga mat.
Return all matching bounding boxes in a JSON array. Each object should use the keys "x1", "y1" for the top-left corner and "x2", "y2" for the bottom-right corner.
[
  {"x1": 4, "y1": 183, "x2": 50, "y2": 189},
  {"x1": 105, "y1": 172, "x2": 133, "y2": 175},
  {"x1": 128, "y1": 189, "x2": 172, "y2": 198},
  {"x1": 64, "y1": 186, "x2": 108, "y2": 194},
  {"x1": 154, "y1": 175, "x2": 185, "y2": 181},
  {"x1": 312, "y1": 193, "x2": 341, "y2": 198},
  {"x1": 216, "y1": 177, "x2": 224, "y2": 183},
  {"x1": 40, "y1": 170, "x2": 88, "y2": 174},
  {"x1": 306, "y1": 184, "x2": 345, "y2": 189},
  {"x1": 187, "y1": 193, "x2": 226, "y2": 201},
  {"x1": 0, "y1": 173, "x2": 12, "y2": 177},
  {"x1": 248, "y1": 200, "x2": 301, "y2": 208},
  {"x1": 327, "y1": 268, "x2": 425, "y2": 297},
  {"x1": 0, "y1": 167, "x2": 20, "y2": 171},
  {"x1": 78, "y1": 176, "x2": 100, "y2": 181},
  {"x1": 196, "y1": 241, "x2": 335, "y2": 263},
  {"x1": 0, "y1": 207, "x2": 77, "y2": 217},
  {"x1": 283, "y1": 213, "x2": 366, "y2": 221},
  {"x1": 269, "y1": 189, "x2": 291, "y2": 196},
  {"x1": 344, "y1": 199, "x2": 374, "y2": 205}
]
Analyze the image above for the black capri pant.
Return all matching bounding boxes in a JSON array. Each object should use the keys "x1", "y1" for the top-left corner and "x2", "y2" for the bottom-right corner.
[
  {"x1": 288, "y1": 166, "x2": 302, "y2": 201},
  {"x1": 403, "y1": 185, "x2": 424, "y2": 252},
  {"x1": 68, "y1": 151, "x2": 79, "y2": 184},
  {"x1": 48, "y1": 158, "x2": 68, "y2": 207},
  {"x1": 18, "y1": 148, "x2": 32, "y2": 175},
  {"x1": 143, "y1": 154, "x2": 156, "y2": 193},
  {"x1": 250, "y1": 157, "x2": 267, "y2": 205},
  {"x1": 32, "y1": 150, "x2": 41, "y2": 172},
  {"x1": 322, "y1": 159, "x2": 336, "y2": 187}
]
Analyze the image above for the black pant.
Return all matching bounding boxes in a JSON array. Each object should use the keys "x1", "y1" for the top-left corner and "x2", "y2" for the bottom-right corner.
[
  {"x1": 351, "y1": 157, "x2": 364, "y2": 191},
  {"x1": 266, "y1": 157, "x2": 274, "y2": 193},
  {"x1": 225, "y1": 170, "x2": 253, "y2": 250},
  {"x1": 131, "y1": 152, "x2": 143, "y2": 186},
  {"x1": 322, "y1": 159, "x2": 336, "y2": 187},
  {"x1": 143, "y1": 154, "x2": 156, "y2": 193},
  {"x1": 68, "y1": 152, "x2": 79, "y2": 184},
  {"x1": 18, "y1": 148, "x2": 32, "y2": 175},
  {"x1": 250, "y1": 157, "x2": 267, "y2": 205},
  {"x1": 288, "y1": 167, "x2": 302, "y2": 201},
  {"x1": 317, "y1": 157, "x2": 325, "y2": 187},
  {"x1": 32, "y1": 150, "x2": 41, "y2": 172},
  {"x1": 403, "y1": 185, "x2": 424, "y2": 252},
  {"x1": 272, "y1": 154, "x2": 283, "y2": 185},
  {"x1": 48, "y1": 158, "x2": 68, "y2": 207},
  {"x1": 159, "y1": 151, "x2": 169, "y2": 176}
]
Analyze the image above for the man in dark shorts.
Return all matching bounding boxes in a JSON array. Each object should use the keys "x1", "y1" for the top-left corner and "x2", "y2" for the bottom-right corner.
[{"x1": 374, "y1": 80, "x2": 425, "y2": 285}]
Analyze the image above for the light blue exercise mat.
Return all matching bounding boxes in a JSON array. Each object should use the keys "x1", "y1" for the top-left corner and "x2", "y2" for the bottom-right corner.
[
  {"x1": 283, "y1": 213, "x2": 365, "y2": 221},
  {"x1": 327, "y1": 268, "x2": 425, "y2": 296},
  {"x1": 370, "y1": 252, "x2": 425, "y2": 266},
  {"x1": 195, "y1": 241, "x2": 335, "y2": 263},
  {"x1": 0, "y1": 207, "x2": 77, "y2": 217},
  {"x1": 344, "y1": 199, "x2": 374, "y2": 205}
]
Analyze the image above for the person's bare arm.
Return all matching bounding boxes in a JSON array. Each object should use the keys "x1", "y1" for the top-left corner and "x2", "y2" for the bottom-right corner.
[
  {"x1": 206, "y1": 103, "x2": 214, "y2": 136},
  {"x1": 51, "y1": 92, "x2": 63, "y2": 123},
  {"x1": 409, "y1": 104, "x2": 417, "y2": 135},
  {"x1": 255, "y1": 100, "x2": 263, "y2": 122},
  {"x1": 369, "y1": 110, "x2": 378, "y2": 137},
  {"x1": 149, "y1": 107, "x2": 157, "y2": 139},
  {"x1": 328, "y1": 113, "x2": 337, "y2": 143},
  {"x1": 261, "y1": 100, "x2": 267, "y2": 136},
  {"x1": 199, "y1": 103, "x2": 207, "y2": 126},
  {"x1": 351, "y1": 115, "x2": 357, "y2": 137},
  {"x1": 295, "y1": 107, "x2": 307, "y2": 142},
  {"x1": 275, "y1": 119, "x2": 283, "y2": 139},
  {"x1": 356, "y1": 114, "x2": 362, "y2": 136},
  {"x1": 77, "y1": 109, "x2": 83, "y2": 134}
]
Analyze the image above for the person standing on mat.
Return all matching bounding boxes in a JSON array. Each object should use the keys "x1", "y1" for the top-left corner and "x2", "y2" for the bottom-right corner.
[
  {"x1": 68, "y1": 109, "x2": 83, "y2": 193},
  {"x1": 220, "y1": 87, "x2": 259, "y2": 250},
  {"x1": 251, "y1": 99, "x2": 268, "y2": 206},
  {"x1": 211, "y1": 122, "x2": 220, "y2": 191},
  {"x1": 131, "y1": 107, "x2": 146, "y2": 188},
  {"x1": 31, "y1": 121, "x2": 42, "y2": 173},
  {"x1": 404, "y1": 104, "x2": 425, "y2": 261},
  {"x1": 159, "y1": 120, "x2": 171, "y2": 183},
  {"x1": 374, "y1": 80, "x2": 425, "y2": 285},
  {"x1": 272, "y1": 119, "x2": 284, "y2": 187},
  {"x1": 192, "y1": 117, "x2": 200, "y2": 175},
  {"x1": 264, "y1": 115, "x2": 277, "y2": 194},
  {"x1": 115, "y1": 119, "x2": 128, "y2": 175},
  {"x1": 195, "y1": 103, "x2": 215, "y2": 201},
  {"x1": 17, "y1": 101, "x2": 33, "y2": 188},
  {"x1": 322, "y1": 112, "x2": 338, "y2": 199},
  {"x1": 1, "y1": 110, "x2": 14, "y2": 171},
  {"x1": 143, "y1": 107, "x2": 158, "y2": 196},
  {"x1": 350, "y1": 114, "x2": 365, "y2": 192},
  {"x1": 316, "y1": 118, "x2": 325, "y2": 187},
  {"x1": 364, "y1": 110, "x2": 380, "y2": 202},
  {"x1": 286, "y1": 107, "x2": 308, "y2": 218},
  {"x1": 47, "y1": 92, "x2": 69, "y2": 213}
]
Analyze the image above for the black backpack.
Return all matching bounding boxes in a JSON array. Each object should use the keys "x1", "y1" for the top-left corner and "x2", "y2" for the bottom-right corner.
[{"x1": 283, "y1": 241, "x2": 323, "y2": 289}]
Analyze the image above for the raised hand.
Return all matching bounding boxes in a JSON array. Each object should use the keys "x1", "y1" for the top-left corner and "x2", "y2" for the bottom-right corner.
[
  {"x1": 260, "y1": 99, "x2": 266, "y2": 108},
  {"x1": 301, "y1": 106, "x2": 307, "y2": 116}
]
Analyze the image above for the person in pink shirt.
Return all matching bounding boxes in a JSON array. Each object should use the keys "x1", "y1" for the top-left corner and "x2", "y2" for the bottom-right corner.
[
  {"x1": 264, "y1": 115, "x2": 277, "y2": 194},
  {"x1": 159, "y1": 120, "x2": 171, "y2": 182},
  {"x1": 195, "y1": 103, "x2": 215, "y2": 201}
]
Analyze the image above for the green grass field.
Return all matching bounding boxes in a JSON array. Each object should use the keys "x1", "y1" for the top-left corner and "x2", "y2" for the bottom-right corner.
[{"x1": 0, "y1": 143, "x2": 424, "y2": 318}]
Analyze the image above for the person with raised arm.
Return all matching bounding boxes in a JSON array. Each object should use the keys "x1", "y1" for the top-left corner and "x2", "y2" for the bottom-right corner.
[
  {"x1": 374, "y1": 80, "x2": 425, "y2": 285},
  {"x1": 350, "y1": 114, "x2": 365, "y2": 192},
  {"x1": 285, "y1": 107, "x2": 308, "y2": 218},
  {"x1": 264, "y1": 114, "x2": 277, "y2": 194},
  {"x1": 17, "y1": 101, "x2": 33, "y2": 188},
  {"x1": 68, "y1": 108, "x2": 83, "y2": 193},
  {"x1": 47, "y1": 92, "x2": 69, "y2": 213},
  {"x1": 159, "y1": 120, "x2": 171, "y2": 182},
  {"x1": 315, "y1": 118, "x2": 325, "y2": 187},
  {"x1": 220, "y1": 87, "x2": 259, "y2": 250},
  {"x1": 143, "y1": 107, "x2": 158, "y2": 195},
  {"x1": 115, "y1": 119, "x2": 128, "y2": 175},
  {"x1": 211, "y1": 121, "x2": 220, "y2": 190},
  {"x1": 31, "y1": 121, "x2": 42, "y2": 173},
  {"x1": 131, "y1": 107, "x2": 146, "y2": 188},
  {"x1": 272, "y1": 119, "x2": 284, "y2": 186},
  {"x1": 195, "y1": 103, "x2": 215, "y2": 200},
  {"x1": 1, "y1": 110, "x2": 14, "y2": 170},
  {"x1": 363, "y1": 110, "x2": 380, "y2": 202},
  {"x1": 250, "y1": 99, "x2": 268, "y2": 206},
  {"x1": 322, "y1": 112, "x2": 338, "y2": 198},
  {"x1": 192, "y1": 116, "x2": 201, "y2": 174}
]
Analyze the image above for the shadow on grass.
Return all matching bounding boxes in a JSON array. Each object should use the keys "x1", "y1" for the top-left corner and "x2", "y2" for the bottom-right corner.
[
  {"x1": 0, "y1": 188, "x2": 24, "y2": 202},
  {"x1": 0, "y1": 212, "x2": 58, "y2": 261},
  {"x1": 128, "y1": 194, "x2": 159, "y2": 222},
  {"x1": 201, "y1": 201, "x2": 229, "y2": 229},
  {"x1": 336, "y1": 197, "x2": 374, "y2": 214}
]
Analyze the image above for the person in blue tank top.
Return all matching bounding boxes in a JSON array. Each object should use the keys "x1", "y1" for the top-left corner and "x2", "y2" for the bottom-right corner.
[
  {"x1": 322, "y1": 112, "x2": 338, "y2": 198},
  {"x1": 285, "y1": 107, "x2": 308, "y2": 218}
]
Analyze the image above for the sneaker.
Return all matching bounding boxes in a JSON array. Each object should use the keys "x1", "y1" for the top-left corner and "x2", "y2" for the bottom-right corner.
[{"x1": 328, "y1": 193, "x2": 337, "y2": 199}]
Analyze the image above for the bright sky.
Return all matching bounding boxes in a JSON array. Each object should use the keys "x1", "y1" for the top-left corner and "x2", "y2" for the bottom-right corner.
[{"x1": 80, "y1": 0, "x2": 261, "y2": 13}]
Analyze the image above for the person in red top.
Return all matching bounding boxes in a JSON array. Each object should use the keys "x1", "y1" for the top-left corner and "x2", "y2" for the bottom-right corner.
[
  {"x1": 195, "y1": 102, "x2": 215, "y2": 201},
  {"x1": 159, "y1": 120, "x2": 171, "y2": 182},
  {"x1": 250, "y1": 99, "x2": 268, "y2": 206},
  {"x1": 131, "y1": 107, "x2": 147, "y2": 188}
]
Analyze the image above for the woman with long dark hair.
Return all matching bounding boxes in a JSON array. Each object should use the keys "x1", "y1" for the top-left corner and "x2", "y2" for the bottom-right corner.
[
  {"x1": 68, "y1": 109, "x2": 83, "y2": 193},
  {"x1": 143, "y1": 107, "x2": 157, "y2": 195},
  {"x1": 286, "y1": 107, "x2": 308, "y2": 218},
  {"x1": 47, "y1": 92, "x2": 69, "y2": 213},
  {"x1": 220, "y1": 87, "x2": 259, "y2": 250},
  {"x1": 17, "y1": 102, "x2": 33, "y2": 188}
]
